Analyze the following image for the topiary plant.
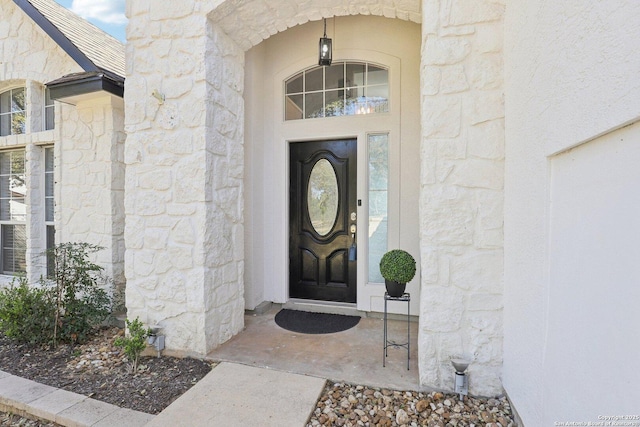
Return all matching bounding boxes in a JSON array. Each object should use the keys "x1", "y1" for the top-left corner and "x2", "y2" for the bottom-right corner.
[{"x1": 379, "y1": 249, "x2": 416, "y2": 284}]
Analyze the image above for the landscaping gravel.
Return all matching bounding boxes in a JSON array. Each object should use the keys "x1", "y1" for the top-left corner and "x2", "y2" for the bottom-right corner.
[
  {"x1": 307, "y1": 382, "x2": 516, "y2": 427},
  {"x1": 0, "y1": 411, "x2": 60, "y2": 427},
  {"x1": 1, "y1": 327, "x2": 517, "y2": 426}
]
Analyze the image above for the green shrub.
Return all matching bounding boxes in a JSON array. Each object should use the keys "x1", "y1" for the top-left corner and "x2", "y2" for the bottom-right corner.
[
  {"x1": 379, "y1": 249, "x2": 417, "y2": 284},
  {"x1": 0, "y1": 277, "x2": 56, "y2": 344},
  {"x1": 0, "y1": 243, "x2": 114, "y2": 346},
  {"x1": 46, "y1": 242, "x2": 113, "y2": 345},
  {"x1": 114, "y1": 317, "x2": 150, "y2": 373}
]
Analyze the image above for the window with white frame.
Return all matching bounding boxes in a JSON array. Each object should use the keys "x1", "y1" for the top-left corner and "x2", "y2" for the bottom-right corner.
[
  {"x1": 45, "y1": 147, "x2": 55, "y2": 276},
  {"x1": 284, "y1": 62, "x2": 389, "y2": 120},
  {"x1": 0, "y1": 150, "x2": 26, "y2": 274},
  {"x1": 368, "y1": 133, "x2": 389, "y2": 283},
  {"x1": 44, "y1": 88, "x2": 55, "y2": 131},
  {"x1": 0, "y1": 88, "x2": 26, "y2": 136}
]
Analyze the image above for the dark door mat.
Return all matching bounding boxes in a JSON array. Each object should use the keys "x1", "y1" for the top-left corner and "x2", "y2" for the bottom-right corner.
[{"x1": 274, "y1": 309, "x2": 361, "y2": 334}]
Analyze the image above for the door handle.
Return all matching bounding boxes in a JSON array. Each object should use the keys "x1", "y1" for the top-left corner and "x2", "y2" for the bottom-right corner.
[{"x1": 348, "y1": 224, "x2": 357, "y2": 261}]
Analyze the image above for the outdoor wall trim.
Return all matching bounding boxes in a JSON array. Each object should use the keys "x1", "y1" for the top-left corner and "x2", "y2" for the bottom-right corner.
[{"x1": 46, "y1": 72, "x2": 124, "y2": 101}]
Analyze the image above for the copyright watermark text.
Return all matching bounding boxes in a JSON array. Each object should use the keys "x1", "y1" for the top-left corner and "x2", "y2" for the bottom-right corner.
[{"x1": 555, "y1": 416, "x2": 640, "y2": 427}]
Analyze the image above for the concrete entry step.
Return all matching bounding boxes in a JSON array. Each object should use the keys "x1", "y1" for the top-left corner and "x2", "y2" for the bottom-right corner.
[
  {"x1": 208, "y1": 307, "x2": 421, "y2": 392},
  {"x1": 147, "y1": 362, "x2": 326, "y2": 427},
  {"x1": 283, "y1": 299, "x2": 364, "y2": 317}
]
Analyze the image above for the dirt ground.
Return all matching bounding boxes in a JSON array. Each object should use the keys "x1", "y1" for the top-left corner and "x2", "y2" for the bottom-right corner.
[{"x1": 0, "y1": 327, "x2": 212, "y2": 415}]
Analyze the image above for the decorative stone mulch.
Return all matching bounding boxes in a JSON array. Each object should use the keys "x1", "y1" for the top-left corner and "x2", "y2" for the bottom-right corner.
[
  {"x1": 307, "y1": 382, "x2": 516, "y2": 427},
  {"x1": 0, "y1": 411, "x2": 61, "y2": 427},
  {"x1": 1, "y1": 328, "x2": 516, "y2": 426}
]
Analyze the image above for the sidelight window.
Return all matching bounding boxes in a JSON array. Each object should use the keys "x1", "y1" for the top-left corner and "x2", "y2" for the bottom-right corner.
[
  {"x1": 45, "y1": 147, "x2": 55, "y2": 276},
  {"x1": 368, "y1": 133, "x2": 388, "y2": 283},
  {"x1": 44, "y1": 88, "x2": 55, "y2": 131}
]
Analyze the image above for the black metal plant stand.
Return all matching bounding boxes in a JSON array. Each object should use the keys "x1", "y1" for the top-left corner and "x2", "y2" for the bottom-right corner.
[{"x1": 383, "y1": 292, "x2": 410, "y2": 370}]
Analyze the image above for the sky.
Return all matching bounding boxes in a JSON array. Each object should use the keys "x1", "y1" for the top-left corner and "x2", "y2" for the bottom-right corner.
[{"x1": 54, "y1": 0, "x2": 127, "y2": 42}]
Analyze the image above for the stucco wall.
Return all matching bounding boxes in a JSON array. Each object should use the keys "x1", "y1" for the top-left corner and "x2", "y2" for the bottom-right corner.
[
  {"x1": 504, "y1": 1, "x2": 640, "y2": 424},
  {"x1": 548, "y1": 122, "x2": 640, "y2": 421}
]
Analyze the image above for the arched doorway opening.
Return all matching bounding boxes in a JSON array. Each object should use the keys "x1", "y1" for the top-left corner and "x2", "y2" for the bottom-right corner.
[{"x1": 241, "y1": 15, "x2": 422, "y2": 316}]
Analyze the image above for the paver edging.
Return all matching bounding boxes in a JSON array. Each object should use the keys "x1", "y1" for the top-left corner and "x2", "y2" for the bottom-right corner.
[{"x1": 0, "y1": 370, "x2": 155, "y2": 427}]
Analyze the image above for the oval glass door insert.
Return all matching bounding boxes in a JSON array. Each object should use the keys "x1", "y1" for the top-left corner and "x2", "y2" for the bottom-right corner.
[{"x1": 308, "y1": 159, "x2": 339, "y2": 236}]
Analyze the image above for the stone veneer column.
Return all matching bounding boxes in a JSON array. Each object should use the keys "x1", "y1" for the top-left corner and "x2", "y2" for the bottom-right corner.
[
  {"x1": 57, "y1": 96, "x2": 125, "y2": 296},
  {"x1": 124, "y1": 1, "x2": 244, "y2": 356},
  {"x1": 25, "y1": 80, "x2": 44, "y2": 133},
  {"x1": 25, "y1": 142, "x2": 45, "y2": 284},
  {"x1": 419, "y1": 0, "x2": 505, "y2": 395},
  {"x1": 202, "y1": 22, "x2": 245, "y2": 351}
]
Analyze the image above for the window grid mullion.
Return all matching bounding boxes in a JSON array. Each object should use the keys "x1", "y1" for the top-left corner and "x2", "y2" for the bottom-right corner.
[{"x1": 0, "y1": 150, "x2": 26, "y2": 274}]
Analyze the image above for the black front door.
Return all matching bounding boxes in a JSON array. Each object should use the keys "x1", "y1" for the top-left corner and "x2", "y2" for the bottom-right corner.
[{"x1": 289, "y1": 139, "x2": 357, "y2": 303}]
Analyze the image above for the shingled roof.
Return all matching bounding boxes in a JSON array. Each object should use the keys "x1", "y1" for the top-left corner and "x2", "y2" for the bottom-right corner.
[{"x1": 13, "y1": 0, "x2": 125, "y2": 79}]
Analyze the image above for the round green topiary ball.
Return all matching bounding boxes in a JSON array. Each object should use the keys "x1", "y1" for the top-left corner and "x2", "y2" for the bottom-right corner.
[{"x1": 379, "y1": 249, "x2": 416, "y2": 284}]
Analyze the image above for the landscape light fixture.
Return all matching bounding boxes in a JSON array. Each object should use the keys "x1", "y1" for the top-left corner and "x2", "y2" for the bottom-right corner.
[
  {"x1": 318, "y1": 18, "x2": 332, "y2": 66},
  {"x1": 451, "y1": 356, "x2": 471, "y2": 401}
]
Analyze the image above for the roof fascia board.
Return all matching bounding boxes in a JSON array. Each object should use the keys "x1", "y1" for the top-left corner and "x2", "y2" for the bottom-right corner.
[
  {"x1": 13, "y1": 0, "x2": 99, "y2": 72},
  {"x1": 47, "y1": 75, "x2": 124, "y2": 100}
]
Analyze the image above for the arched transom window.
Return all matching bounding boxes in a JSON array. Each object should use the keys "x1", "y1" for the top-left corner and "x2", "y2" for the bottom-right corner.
[{"x1": 285, "y1": 61, "x2": 389, "y2": 121}]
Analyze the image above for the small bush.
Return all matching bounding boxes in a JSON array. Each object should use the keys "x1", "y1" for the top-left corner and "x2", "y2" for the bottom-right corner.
[
  {"x1": 0, "y1": 243, "x2": 114, "y2": 346},
  {"x1": 114, "y1": 317, "x2": 150, "y2": 374},
  {"x1": 46, "y1": 242, "x2": 113, "y2": 345},
  {"x1": 0, "y1": 277, "x2": 55, "y2": 344}
]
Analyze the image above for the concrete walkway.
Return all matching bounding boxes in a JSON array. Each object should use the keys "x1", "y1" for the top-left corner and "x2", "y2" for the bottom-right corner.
[
  {"x1": 0, "y1": 309, "x2": 416, "y2": 426},
  {"x1": 0, "y1": 363, "x2": 325, "y2": 427},
  {"x1": 147, "y1": 363, "x2": 326, "y2": 427}
]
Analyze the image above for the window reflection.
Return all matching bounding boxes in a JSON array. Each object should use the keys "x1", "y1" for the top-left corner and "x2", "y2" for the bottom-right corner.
[
  {"x1": 308, "y1": 159, "x2": 339, "y2": 236},
  {"x1": 0, "y1": 88, "x2": 26, "y2": 136},
  {"x1": 0, "y1": 150, "x2": 26, "y2": 274},
  {"x1": 368, "y1": 134, "x2": 388, "y2": 283},
  {"x1": 284, "y1": 62, "x2": 389, "y2": 121}
]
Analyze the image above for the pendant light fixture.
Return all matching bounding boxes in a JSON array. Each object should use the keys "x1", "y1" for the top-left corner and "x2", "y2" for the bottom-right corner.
[{"x1": 318, "y1": 18, "x2": 332, "y2": 66}]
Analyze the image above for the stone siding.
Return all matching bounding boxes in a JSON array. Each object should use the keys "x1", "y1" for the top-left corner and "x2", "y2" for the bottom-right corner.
[
  {"x1": 0, "y1": 0, "x2": 76, "y2": 286},
  {"x1": 0, "y1": 0, "x2": 125, "y2": 293},
  {"x1": 419, "y1": 0, "x2": 504, "y2": 396},
  {"x1": 125, "y1": 3, "x2": 245, "y2": 355},
  {"x1": 58, "y1": 96, "x2": 126, "y2": 294},
  {"x1": 126, "y1": 0, "x2": 505, "y2": 395},
  {"x1": 0, "y1": 1, "x2": 80, "y2": 84}
]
